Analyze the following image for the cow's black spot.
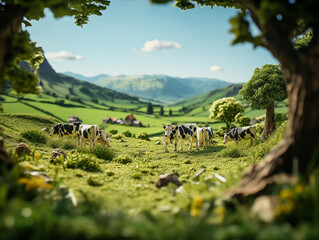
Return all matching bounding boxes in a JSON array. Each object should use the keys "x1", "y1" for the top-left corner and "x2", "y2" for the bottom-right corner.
[
  {"x1": 239, "y1": 131, "x2": 246, "y2": 139},
  {"x1": 83, "y1": 131, "x2": 88, "y2": 139}
]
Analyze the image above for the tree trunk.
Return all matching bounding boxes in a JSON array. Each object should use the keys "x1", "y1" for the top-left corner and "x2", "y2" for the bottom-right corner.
[
  {"x1": 229, "y1": 54, "x2": 319, "y2": 199},
  {"x1": 261, "y1": 101, "x2": 275, "y2": 138},
  {"x1": 0, "y1": 5, "x2": 24, "y2": 78}
]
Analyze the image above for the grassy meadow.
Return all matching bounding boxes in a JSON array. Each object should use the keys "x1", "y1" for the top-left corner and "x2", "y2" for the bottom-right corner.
[
  {"x1": 1, "y1": 111, "x2": 319, "y2": 239},
  {"x1": 5, "y1": 89, "x2": 319, "y2": 239}
]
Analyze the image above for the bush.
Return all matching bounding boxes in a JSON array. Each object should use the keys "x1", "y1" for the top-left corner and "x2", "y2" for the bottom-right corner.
[
  {"x1": 109, "y1": 129, "x2": 118, "y2": 135},
  {"x1": 92, "y1": 144, "x2": 115, "y2": 161},
  {"x1": 235, "y1": 113, "x2": 251, "y2": 127},
  {"x1": 275, "y1": 113, "x2": 288, "y2": 126},
  {"x1": 122, "y1": 130, "x2": 132, "y2": 137},
  {"x1": 216, "y1": 126, "x2": 227, "y2": 137},
  {"x1": 21, "y1": 129, "x2": 47, "y2": 144},
  {"x1": 112, "y1": 134, "x2": 125, "y2": 140},
  {"x1": 131, "y1": 172, "x2": 142, "y2": 179},
  {"x1": 255, "y1": 122, "x2": 265, "y2": 135},
  {"x1": 218, "y1": 145, "x2": 244, "y2": 158},
  {"x1": 113, "y1": 155, "x2": 132, "y2": 164},
  {"x1": 66, "y1": 153, "x2": 102, "y2": 172},
  {"x1": 62, "y1": 139, "x2": 77, "y2": 150},
  {"x1": 137, "y1": 132, "x2": 150, "y2": 141},
  {"x1": 48, "y1": 138, "x2": 61, "y2": 148},
  {"x1": 54, "y1": 99, "x2": 65, "y2": 105},
  {"x1": 87, "y1": 176, "x2": 104, "y2": 186}
]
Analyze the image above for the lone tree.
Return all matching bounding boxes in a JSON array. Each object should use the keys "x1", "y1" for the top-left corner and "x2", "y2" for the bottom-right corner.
[
  {"x1": 159, "y1": 106, "x2": 164, "y2": 116},
  {"x1": 153, "y1": 0, "x2": 319, "y2": 197},
  {"x1": 0, "y1": 0, "x2": 110, "y2": 95},
  {"x1": 146, "y1": 102, "x2": 153, "y2": 114},
  {"x1": 240, "y1": 64, "x2": 286, "y2": 138},
  {"x1": 209, "y1": 97, "x2": 244, "y2": 130}
]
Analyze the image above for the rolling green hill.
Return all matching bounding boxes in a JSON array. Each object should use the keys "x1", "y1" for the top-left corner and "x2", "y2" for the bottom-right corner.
[
  {"x1": 64, "y1": 72, "x2": 231, "y2": 104},
  {"x1": 20, "y1": 59, "x2": 142, "y2": 107}
]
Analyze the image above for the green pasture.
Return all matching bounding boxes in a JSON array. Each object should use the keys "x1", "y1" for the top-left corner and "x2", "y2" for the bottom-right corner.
[
  {"x1": 1, "y1": 92, "x2": 289, "y2": 138},
  {"x1": 2, "y1": 113, "x2": 317, "y2": 239}
]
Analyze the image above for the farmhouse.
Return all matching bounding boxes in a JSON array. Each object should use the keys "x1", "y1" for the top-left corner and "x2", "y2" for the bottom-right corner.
[{"x1": 102, "y1": 114, "x2": 143, "y2": 127}]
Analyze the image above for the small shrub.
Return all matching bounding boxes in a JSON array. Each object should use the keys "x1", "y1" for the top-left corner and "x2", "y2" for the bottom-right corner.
[
  {"x1": 105, "y1": 170, "x2": 115, "y2": 176},
  {"x1": 87, "y1": 176, "x2": 104, "y2": 186},
  {"x1": 92, "y1": 144, "x2": 115, "y2": 161},
  {"x1": 112, "y1": 133, "x2": 125, "y2": 140},
  {"x1": 109, "y1": 129, "x2": 118, "y2": 135},
  {"x1": 48, "y1": 138, "x2": 61, "y2": 148},
  {"x1": 255, "y1": 122, "x2": 265, "y2": 135},
  {"x1": 113, "y1": 155, "x2": 132, "y2": 164},
  {"x1": 218, "y1": 145, "x2": 244, "y2": 158},
  {"x1": 137, "y1": 132, "x2": 150, "y2": 141},
  {"x1": 62, "y1": 139, "x2": 77, "y2": 150},
  {"x1": 275, "y1": 113, "x2": 288, "y2": 126},
  {"x1": 66, "y1": 153, "x2": 102, "y2": 172},
  {"x1": 131, "y1": 172, "x2": 142, "y2": 179},
  {"x1": 122, "y1": 130, "x2": 132, "y2": 137},
  {"x1": 21, "y1": 129, "x2": 47, "y2": 144},
  {"x1": 216, "y1": 126, "x2": 227, "y2": 137},
  {"x1": 235, "y1": 113, "x2": 251, "y2": 127}
]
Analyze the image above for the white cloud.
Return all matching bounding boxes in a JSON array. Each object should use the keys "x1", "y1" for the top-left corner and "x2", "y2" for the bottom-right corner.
[
  {"x1": 45, "y1": 51, "x2": 84, "y2": 61},
  {"x1": 209, "y1": 65, "x2": 223, "y2": 72},
  {"x1": 141, "y1": 39, "x2": 181, "y2": 52}
]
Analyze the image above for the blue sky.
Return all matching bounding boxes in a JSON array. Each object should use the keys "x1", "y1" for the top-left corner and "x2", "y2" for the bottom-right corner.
[{"x1": 27, "y1": 0, "x2": 278, "y2": 83}]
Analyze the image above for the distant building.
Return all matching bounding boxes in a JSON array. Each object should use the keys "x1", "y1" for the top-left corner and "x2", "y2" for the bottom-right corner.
[
  {"x1": 68, "y1": 116, "x2": 82, "y2": 123},
  {"x1": 124, "y1": 114, "x2": 143, "y2": 127},
  {"x1": 132, "y1": 120, "x2": 143, "y2": 127},
  {"x1": 102, "y1": 114, "x2": 141, "y2": 126},
  {"x1": 103, "y1": 117, "x2": 112, "y2": 124}
]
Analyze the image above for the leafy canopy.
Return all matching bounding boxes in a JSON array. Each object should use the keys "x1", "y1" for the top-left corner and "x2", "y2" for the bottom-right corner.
[
  {"x1": 209, "y1": 97, "x2": 244, "y2": 128},
  {"x1": 0, "y1": 0, "x2": 110, "y2": 95},
  {"x1": 240, "y1": 64, "x2": 286, "y2": 109}
]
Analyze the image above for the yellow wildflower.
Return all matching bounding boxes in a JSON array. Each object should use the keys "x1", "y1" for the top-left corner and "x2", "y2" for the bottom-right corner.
[
  {"x1": 275, "y1": 200, "x2": 295, "y2": 216},
  {"x1": 190, "y1": 196, "x2": 203, "y2": 217},
  {"x1": 295, "y1": 184, "x2": 304, "y2": 194},
  {"x1": 18, "y1": 176, "x2": 52, "y2": 191},
  {"x1": 34, "y1": 151, "x2": 41, "y2": 159},
  {"x1": 212, "y1": 205, "x2": 226, "y2": 224},
  {"x1": 279, "y1": 189, "x2": 294, "y2": 199},
  {"x1": 146, "y1": 152, "x2": 151, "y2": 155},
  {"x1": 67, "y1": 152, "x2": 72, "y2": 156}
]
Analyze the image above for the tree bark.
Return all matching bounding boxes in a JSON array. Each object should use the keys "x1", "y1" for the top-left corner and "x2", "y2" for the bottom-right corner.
[
  {"x1": 0, "y1": 5, "x2": 24, "y2": 77},
  {"x1": 229, "y1": 53, "x2": 319, "y2": 198},
  {"x1": 261, "y1": 101, "x2": 275, "y2": 138}
]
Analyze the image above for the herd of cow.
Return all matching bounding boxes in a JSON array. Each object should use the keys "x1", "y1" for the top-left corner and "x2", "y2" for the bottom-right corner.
[
  {"x1": 49, "y1": 122, "x2": 111, "y2": 149},
  {"x1": 49, "y1": 122, "x2": 257, "y2": 151},
  {"x1": 162, "y1": 123, "x2": 257, "y2": 152}
]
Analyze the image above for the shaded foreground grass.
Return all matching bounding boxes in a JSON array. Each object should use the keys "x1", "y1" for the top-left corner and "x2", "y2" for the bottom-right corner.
[{"x1": 1, "y1": 113, "x2": 318, "y2": 239}]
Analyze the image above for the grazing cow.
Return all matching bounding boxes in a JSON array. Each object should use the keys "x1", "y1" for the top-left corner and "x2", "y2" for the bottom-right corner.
[
  {"x1": 79, "y1": 124, "x2": 98, "y2": 149},
  {"x1": 223, "y1": 125, "x2": 257, "y2": 145},
  {"x1": 162, "y1": 124, "x2": 196, "y2": 152},
  {"x1": 96, "y1": 129, "x2": 111, "y2": 147},
  {"x1": 187, "y1": 124, "x2": 206, "y2": 150},
  {"x1": 205, "y1": 127, "x2": 213, "y2": 147},
  {"x1": 50, "y1": 122, "x2": 81, "y2": 138}
]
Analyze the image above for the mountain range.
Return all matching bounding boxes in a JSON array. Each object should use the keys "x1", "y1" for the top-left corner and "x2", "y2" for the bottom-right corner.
[{"x1": 63, "y1": 72, "x2": 231, "y2": 104}]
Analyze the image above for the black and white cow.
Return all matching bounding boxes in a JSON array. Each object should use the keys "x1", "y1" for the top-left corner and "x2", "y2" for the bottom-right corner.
[
  {"x1": 162, "y1": 124, "x2": 196, "y2": 152},
  {"x1": 205, "y1": 127, "x2": 213, "y2": 147},
  {"x1": 50, "y1": 122, "x2": 81, "y2": 138},
  {"x1": 79, "y1": 124, "x2": 98, "y2": 149},
  {"x1": 223, "y1": 125, "x2": 256, "y2": 145},
  {"x1": 96, "y1": 128, "x2": 111, "y2": 147}
]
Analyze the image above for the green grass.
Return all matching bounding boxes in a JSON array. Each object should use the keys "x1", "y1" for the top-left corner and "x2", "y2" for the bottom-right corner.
[
  {"x1": 0, "y1": 113, "x2": 285, "y2": 212},
  {"x1": 2, "y1": 113, "x2": 319, "y2": 239}
]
